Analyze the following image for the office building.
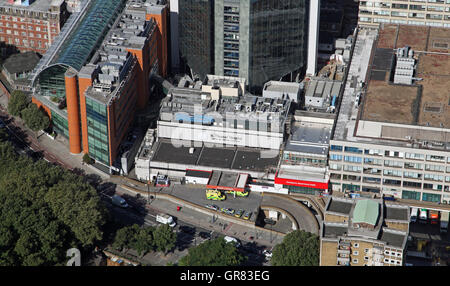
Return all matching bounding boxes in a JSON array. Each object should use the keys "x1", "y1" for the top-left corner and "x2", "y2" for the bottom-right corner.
[
  {"x1": 357, "y1": 0, "x2": 450, "y2": 27},
  {"x1": 177, "y1": 0, "x2": 310, "y2": 92},
  {"x1": 30, "y1": 0, "x2": 162, "y2": 172},
  {"x1": 329, "y1": 24, "x2": 450, "y2": 204},
  {"x1": 0, "y1": 0, "x2": 69, "y2": 55},
  {"x1": 320, "y1": 196, "x2": 409, "y2": 266}
]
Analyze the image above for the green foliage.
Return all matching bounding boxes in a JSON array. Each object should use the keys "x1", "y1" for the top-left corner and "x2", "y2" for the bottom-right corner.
[
  {"x1": 21, "y1": 104, "x2": 50, "y2": 132},
  {"x1": 112, "y1": 224, "x2": 162, "y2": 256},
  {"x1": 0, "y1": 142, "x2": 108, "y2": 265},
  {"x1": 271, "y1": 230, "x2": 319, "y2": 266},
  {"x1": 82, "y1": 153, "x2": 94, "y2": 164},
  {"x1": 0, "y1": 128, "x2": 8, "y2": 142},
  {"x1": 153, "y1": 224, "x2": 177, "y2": 254},
  {"x1": 178, "y1": 238, "x2": 246, "y2": 266},
  {"x1": 7, "y1": 90, "x2": 29, "y2": 117}
]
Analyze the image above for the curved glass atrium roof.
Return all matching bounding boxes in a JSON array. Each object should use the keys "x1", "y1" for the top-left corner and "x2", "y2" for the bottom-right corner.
[{"x1": 51, "y1": 0, "x2": 126, "y2": 72}]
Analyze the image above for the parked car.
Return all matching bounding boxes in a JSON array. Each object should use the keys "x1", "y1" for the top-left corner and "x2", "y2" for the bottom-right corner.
[
  {"x1": 221, "y1": 208, "x2": 234, "y2": 215},
  {"x1": 243, "y1": 211, "x2": 252, "y2": 220},
  {"x1": 234, "y1": 209, "x2": 244, "y2": 218},
  {"x1": 205, "y1": 204, "x2": 219, "y2": 211}
]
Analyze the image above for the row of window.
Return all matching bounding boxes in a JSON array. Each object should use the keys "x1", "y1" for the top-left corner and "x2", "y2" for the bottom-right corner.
[{"x1": 331, "y1": 145, "x2": 449, "y2": 162}]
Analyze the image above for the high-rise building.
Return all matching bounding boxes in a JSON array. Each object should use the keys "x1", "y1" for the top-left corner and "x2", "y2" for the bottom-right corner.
[
  {"x1": 0, "y1": 0, "x2": 70, "y2": 55},
  {"x1": 30, "y1": 0, "x2": 162, "y2": 171},
  {"x1": 177, "y1": 0, "x2": 310, "y2": 93}
]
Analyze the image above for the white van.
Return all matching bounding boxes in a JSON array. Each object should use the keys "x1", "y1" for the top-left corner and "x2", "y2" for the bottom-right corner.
[
  {"x1": 419, "y1": 209, "x2": 427, "y2": 223},
  {"x1": 410, "y1": 207, "x2": 418, "y2": 223},
  {"x1": 156, "y1": 213, "x2": 176, "y2": 227},
  {"x1": 224, "y1": 236, "x2": 241, "y2": 248}
]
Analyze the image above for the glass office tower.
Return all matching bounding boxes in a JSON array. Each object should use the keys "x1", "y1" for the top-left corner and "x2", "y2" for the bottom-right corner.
[
  {"x1": 178, "y1": 0, "x2": 215, "y2": 79},
  {"x1": 178, "y1": 0, "x2": 308, "y2": 93}
]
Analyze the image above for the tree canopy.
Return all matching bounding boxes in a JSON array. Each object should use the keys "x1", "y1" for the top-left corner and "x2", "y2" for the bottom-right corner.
[
  {"x1": 7, "y1": 90, "x2": 29, "y2": 117},
  {"x1": 271, "y1": 230, "x2": 319, "y2": 266},
  {"x1": 112, "y1": 224, "x2": 175, "y2": 256},
  {"x1": 21, "y1": 104, "x2": 50, "y2": 132},
  {"x1": 178, "y1": 238, "x2": 246, "y2": 266},
  {"x1": 0, "y1": 140, "x2": 108, "y2": 265}
]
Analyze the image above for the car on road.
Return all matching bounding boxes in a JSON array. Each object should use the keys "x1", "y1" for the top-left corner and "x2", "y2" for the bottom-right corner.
[
  {"x1": 221, "y1": 207, "x2": 234, "y2": 215},
  {"x1": 263, "y1": 249, "x2": 272, "y2": 259},
  {"x1": 111, "y1": 195, "x2": 128, "y2": 208},
  {"x1": 243, "y1": 211, "x2": 252, "y2": 220},
  {"x1": 205, "y1": 204, "x2": 219, "y2": 211},
  {"x1": 180, "y1": 225, "x2": 196, "y2": 235},
  {"x1": 234, "y1": 209, "x2": 244, "y2": 218},
  {"x1": 224, "y1": 236, "x2": 241, "y2": 248},
  {"x1": 199, "y1": 232, "x2": 211, "y2": 239}
]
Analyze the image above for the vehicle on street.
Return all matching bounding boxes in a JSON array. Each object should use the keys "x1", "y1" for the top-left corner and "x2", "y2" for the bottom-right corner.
[
  {"x1": 224, "y1": 236, "x2": 241, "y2": 247},
  {"x1": 264, "y1": 218, "x2": 276, "y2": 225},
  {"x1": 199, "y1": 232, "x2": 211, "y2": 239},
  {"x1": 180, "y1": 225, "x2": 196, "y2": 235},
  {"x1": 155, "y1": 175, "x2": 170, "y2": 187},
  {"x1": 225, "y1": 190, "x2": 249, "y2": 197},
  {"x1": 440, "y1": 211, "x2": 449, "y2": 233},
  {"x1": 410, "y1": 207, "x2": 418, "y2": 223},
  {"x1": 263, "y1": 249, "x2": 272, "y2": 259},
  {"x1": 234, "y1": 209, "x2": 244, "y2": 218},
  {"x1": 206, "y1": 189, "x2": 226, "y2": 201},
  {"x1": 419, "y1": 209, "x2": 428, "y2": 224},
  {"x1": 111, "y1": 195, "x2": 128, "y2": 208},
  {"x1": 430, "y1": 210, "x2": 439, "y2": 225},
  {"x1": 243, "y1": 211, "x2": 252, "y2": 220},
  {"x1": 221, "y1": 207, "x2": 234, "y2": 215},
  {"x1": 205, "y1": 204, "x2": 219, "y2": 211},
  {"x1": 156, "y1": 213, "x2": 176, "y2": 227}
]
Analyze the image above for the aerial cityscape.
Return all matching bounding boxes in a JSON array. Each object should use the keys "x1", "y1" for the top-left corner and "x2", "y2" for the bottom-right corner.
[{"x1": 0, "y1": 0, "x2": 449, "y2": 271}]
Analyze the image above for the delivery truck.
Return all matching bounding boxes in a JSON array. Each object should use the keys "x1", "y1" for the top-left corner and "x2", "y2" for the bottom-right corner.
[
  {"x1": 440, "y1": 211, "x2": 449, "y2": 233},
  {"x1": 156, "y1": 213, "x2": 176, "y2": 227}
]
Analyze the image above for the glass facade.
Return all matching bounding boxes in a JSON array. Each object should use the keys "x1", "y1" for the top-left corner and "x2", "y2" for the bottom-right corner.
[
  {"x1": 51, "y1": 111, "x2": 69, "y2": 139},
  {"x1": 37, "y1": 65, "x2": 68, "y2": 98},
  {"x1": 179, "y1": 0, "x2": 214, "y2": 79},
  {"x1": 86, "y1": 97, "x2": 109, "y2": 165},
  {"x1": 248, "y1": 0, "x2": 307, "y2": 92}
]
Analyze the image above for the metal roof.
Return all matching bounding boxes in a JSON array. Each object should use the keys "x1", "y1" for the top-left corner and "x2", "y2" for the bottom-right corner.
[
  {"x1": 52, "y1": 0, "x2": 126, "y2": 72},
  {"x1": 352, "y1": 200, "x2": 379, "y2": 226}
]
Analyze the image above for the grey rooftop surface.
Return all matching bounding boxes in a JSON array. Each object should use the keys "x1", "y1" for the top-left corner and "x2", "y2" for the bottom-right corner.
[
  {"x1": 322, "y1": 223, "x2": 348, "y2": 238},
  {"x1": 232, "y1": 149, "x2": 279, "y2": 172},
  {"x1": 326, "y1": 197, "x2": 353, "y2": 216},
  {"x1": 2, "y1": 52, "x2": 41, "y2": 74},
  {"x1": 379, "y1": 228, "x2": 407, "y2": 248},
  {"x1": 385, "y1": 204, "x2": 409, "y2": 221}
]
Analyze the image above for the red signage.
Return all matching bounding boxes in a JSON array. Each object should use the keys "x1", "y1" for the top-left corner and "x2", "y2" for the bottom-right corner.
[{"x1": 274, "y1": 176, "x2": 329, "y2": 190}]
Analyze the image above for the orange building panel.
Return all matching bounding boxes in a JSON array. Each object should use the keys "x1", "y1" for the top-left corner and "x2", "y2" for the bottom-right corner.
[{"x1": 65, "y1": 71, "x2": 82, "y2": 154}]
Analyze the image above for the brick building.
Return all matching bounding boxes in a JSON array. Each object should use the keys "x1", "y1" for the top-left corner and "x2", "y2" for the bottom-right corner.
[
  {"x1": 320, "y1": 196, "x2": 410, "y2": 266},
  {"x1": 0, "y1": 0, "x2": 69, "y2": 55}
]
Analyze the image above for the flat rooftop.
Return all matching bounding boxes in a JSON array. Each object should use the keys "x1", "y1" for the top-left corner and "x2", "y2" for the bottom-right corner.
[
  {"x1": 285, "y1": 121, "x2": 331, "y2": 156},
  {"x1": 150, "y1": 139, "x2": 279, "y2": 173},
  {"x1": 326, "y1": 197, "x2": 353, "y2": 216},
  {"x1": 361, "y1": 24, "x2": 450, "y2": 129}
]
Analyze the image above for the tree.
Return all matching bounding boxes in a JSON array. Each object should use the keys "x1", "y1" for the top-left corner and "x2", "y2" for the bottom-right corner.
[
  {"x1": 271, "y1": 230, "x2": 319, "y2": 266},
  {"x1": 82, "y1": 153, "x2": 94, "y2": 165},
  {"x1": 178, "y1": 238, "x2": 246, "y2": 266},
  {"x1": 153, "y1": 224, "x2": 177, "y2": 254},
  {"x1": 21, "y1": 104, "x2": 50, "y2": 132},
  {"x1": 7, "y1": 90, "x2": 29, "y2": 117},
  {"x1": 0, "y1": 145, "x2": 108, "y2": 265}
]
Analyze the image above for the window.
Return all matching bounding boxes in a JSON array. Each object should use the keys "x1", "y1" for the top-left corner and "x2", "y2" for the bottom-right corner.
[
  {"x1": 344, "y1": 156, "x2": 362, "y2": 163},
  {"x1": 331, "y1": 145, "x2": 343, "y2": 151},
  {"x1": 353, "y1": 243, "x2": 359, "y2": 248},
  {"x1": 345, "y1": 146, "x2": 363, "y2": 154},
  {"x1": 352, "y1": 259, "x2": 359, "y2": 264},
  {"x1": 353, "y1": 251, "x2": 359, "y2": 255}
]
